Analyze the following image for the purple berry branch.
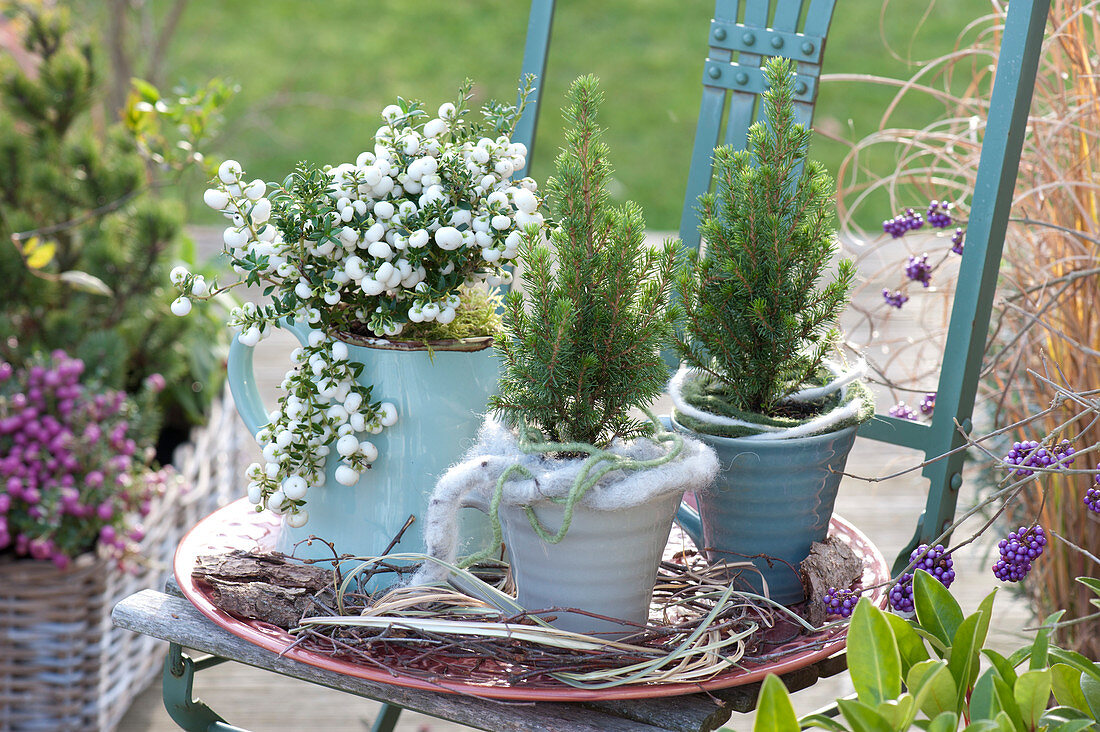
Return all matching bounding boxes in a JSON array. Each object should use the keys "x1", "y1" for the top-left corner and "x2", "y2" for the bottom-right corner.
[
  {"x1": 878, "y1": 199, "x2": 967, "y2": 310},
  {"x1": 821, "y1": 368, "x2": 1099, "y2": 619}
]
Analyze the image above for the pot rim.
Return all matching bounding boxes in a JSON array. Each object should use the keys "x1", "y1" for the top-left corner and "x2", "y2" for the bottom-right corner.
[
  {"x1": 669, "y1": 412, "x2": 859, "y2": 448},
  {"x1": 335, "y1": 333, "x2": 494, "y2": 352}
]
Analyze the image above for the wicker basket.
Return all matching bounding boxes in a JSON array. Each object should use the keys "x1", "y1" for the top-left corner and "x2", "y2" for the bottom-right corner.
[{"x1": 0, "y1": 389, "x2": 246, "y2": 732}]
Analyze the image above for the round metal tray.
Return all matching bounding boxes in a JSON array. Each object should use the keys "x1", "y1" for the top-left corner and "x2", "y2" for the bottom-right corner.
[{"x1": 175, "y1": 498, "x2": 887, "y2": 701}]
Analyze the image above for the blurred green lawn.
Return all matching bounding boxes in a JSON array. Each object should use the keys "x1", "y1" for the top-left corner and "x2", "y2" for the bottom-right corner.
[{"x1": 108, "y1": 0, "x2": 987, "y2": 230}]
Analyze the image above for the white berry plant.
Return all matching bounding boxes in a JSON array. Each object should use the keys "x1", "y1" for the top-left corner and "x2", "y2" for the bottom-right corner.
[{"x1": 170, "y1": 79, "x2": 545, "y2": 527}]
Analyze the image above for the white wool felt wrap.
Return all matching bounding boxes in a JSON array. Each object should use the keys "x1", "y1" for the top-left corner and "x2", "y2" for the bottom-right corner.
[
  {"x1": 409, "y1": 417, "x2": 718, "y2": 586},
  {"x1": 668, "y1": 360, "x2": 869, "y2": 440}
]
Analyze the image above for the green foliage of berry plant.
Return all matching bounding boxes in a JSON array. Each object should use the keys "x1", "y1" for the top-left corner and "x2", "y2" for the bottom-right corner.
[
  {"x1": 490, "y1": 75, "x2": 680, "y2": 448},
  {"x1": 676, "y1": 57, "x2": 856, "y2": 418},
  {"x1": 751, "y1": 571, "x2": 1100, "y2": 732}
]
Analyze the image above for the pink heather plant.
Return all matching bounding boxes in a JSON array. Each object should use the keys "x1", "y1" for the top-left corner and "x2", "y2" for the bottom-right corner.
[{"x1": 0, "y1": 351, "x2": 162, "y2": 567}]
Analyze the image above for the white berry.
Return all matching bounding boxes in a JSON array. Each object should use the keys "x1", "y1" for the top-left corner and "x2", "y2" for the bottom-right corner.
[{"x1": 171, "y1": 297, "x2": 192, "y2": 316}]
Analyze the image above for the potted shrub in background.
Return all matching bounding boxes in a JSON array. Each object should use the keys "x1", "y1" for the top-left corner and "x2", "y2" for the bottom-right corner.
[
  {"x1": 0, "y1": 351, "x2": 173, "y2": 730},
  {"x1": 670, "y1": 57, "x2": 873, "y2": 606},
  {"x1": 173, "y1": 80, "x2": 545, "y2": 579},
  {"x1": 413, "y1": 75, "x2": 718, "y2": 637}
]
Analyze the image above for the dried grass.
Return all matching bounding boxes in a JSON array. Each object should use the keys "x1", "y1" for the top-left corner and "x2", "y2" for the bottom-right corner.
[{"x1": 284, "y1": 552, "x2": 843, "y2": 692}]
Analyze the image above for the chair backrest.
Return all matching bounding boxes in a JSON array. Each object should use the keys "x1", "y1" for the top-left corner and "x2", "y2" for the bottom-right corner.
[
  {"x1": 679, "y1": 0, "x2": 839, "y2": 252},
  {"x1": 513, "y1": 0, "x2": 1053, "y2": 574}
]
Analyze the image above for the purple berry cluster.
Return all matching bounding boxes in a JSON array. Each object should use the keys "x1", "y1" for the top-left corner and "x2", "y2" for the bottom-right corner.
[
  {"x1": 905, "y1": 254, "x2": 933, "y2": 287},
  {"x1": 925, "y1": 200, "x2": 953, "y2": 228},
  {"x1": 883, "y1": 208, "x2": 925, "y2": 238},
  {"x1": 1085, "y1": 473, "x2": 1100, "y2": 514},
  {"x1": 889, "y1": 575, "x2": 915, "y2": 613},
  {"x1": 1003, "y1": 440, "x2": 1076, "y2": 478},
  {"x1": 911, "y1": 543, "x2": 955, "y2": 587},
  {"x1": 0, "y1": 352, "x2": 157, "y2": 567},
  {"x1": 889, "y1": 402, "x2": 919, "y2": 421},
  {"x1": 883, "y1": 200, "x2": 954, "y2": 238},
  {"x1": 822, "y1": 587, "x2": 861, "y2": 618},
  {"x1": 992, "y1": 525, "x2": 1047, "y2": 582},
  {"x1": 889, "y1": 544, "x2": 954, "y2": 612},
  {"x1": 950, "y1": 228, "x2": 965, "y2": 255},
  {"x1": 882, "y1": 288, "x2": 909, "y2": 309},
  {"x1": 919, "y1": 392, "x2": 936, "y2": 416}
]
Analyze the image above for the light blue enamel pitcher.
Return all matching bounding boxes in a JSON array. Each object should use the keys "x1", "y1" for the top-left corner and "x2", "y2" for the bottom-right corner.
[
  {"x1": 671, "y1": 415, "x2": 857, "y2": 605},
  {"x1": 226, "y1": 320, "x2": 498, "y2": 587}
]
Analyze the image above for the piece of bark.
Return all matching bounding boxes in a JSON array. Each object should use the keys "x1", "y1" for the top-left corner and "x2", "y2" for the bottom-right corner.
[
  {"x1": 193, "y1": 549, "x2": 332, "y2": 591},
  {"x1": 192, "y1": 550, "x2": 335, "y2": 628},
  {"x1": 204, "y1": 579, "x2": 323, "y2": 628},
  {"x1": 800, "y1": 536, "x2": 865, "y2": 626}
]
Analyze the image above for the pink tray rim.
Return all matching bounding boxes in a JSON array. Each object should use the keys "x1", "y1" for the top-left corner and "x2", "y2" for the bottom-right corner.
[{"x1": 175, "y1": 498, "x2": 887, "y2": 702}]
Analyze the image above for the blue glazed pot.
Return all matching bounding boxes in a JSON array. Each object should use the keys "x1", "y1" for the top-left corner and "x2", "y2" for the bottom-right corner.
[
  {"x1": 226, "y1": 321, "x2": 498, "y2": 588},
  {"x1": 672, "y1": 415, "x2": 857, "y2": 605}
]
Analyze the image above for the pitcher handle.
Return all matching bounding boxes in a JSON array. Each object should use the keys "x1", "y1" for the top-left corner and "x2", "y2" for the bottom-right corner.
[
  {"x1": 675, "y1": 499, "x2": 705, "y2": 549},
  {"x1": 226, "y1": 318, "x2": 314, "y2": 442}
]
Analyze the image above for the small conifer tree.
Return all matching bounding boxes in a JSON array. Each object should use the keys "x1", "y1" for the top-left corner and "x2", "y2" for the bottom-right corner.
[
  {"x1": 490, "y1": 75, "x2": 679, "y2": 448},
  {"x1": 676, "y1": 57, "x2": 856, "y2": 417}
]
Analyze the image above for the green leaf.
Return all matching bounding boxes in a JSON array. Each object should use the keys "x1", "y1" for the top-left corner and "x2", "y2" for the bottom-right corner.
[
  {"x1": 991, "y1": 711, "x2": 1017, "y2": 732},
  {"x1": 1014, "y1": 670, "x2": 1051, "y2": 730},
  {"x1": 799, "y1": 713, "x2": 849, "y2": 731},
  {"x1": 947, "y1": 611, "x2": 987, "y2": 710},
  {"x1": 1040, "y1": 706, "x2": 1095, "y2": 726},
  {"x1": 874, "y1": 695, "x2": 916, "y2": 731},
  {"x1": 885, "y1": 611, "x2": 929, "y2": 676},
  {"x1": 754, "y1": 674, "x2": 799, "y2": 732},
  {"x1": 1040, "y1": 720, "x2": 1094, "y2": 732},
  {"x1": 1006, "y1": 647, "x2": 1032, "y2": 669},
  {"x1": 131, "y1": 77, "x2": 161, "y2": 102},
  {"x1": 58, "y1": 270, "x2": 113, "y2": 296},
  {"x1": 973, "y1": 591, "x2": 996, "y2": 652},
  {"x1": 837, "y1": 698, "x2": 895, "y2": 732},
  {"x1": 908, "y1": 659, "x2": 958, "y2": 720},
  {"x1": 798, "y1": 713, "x2": 849, "y2": 731},
  {"x1": 970, "y1": 668, "x2": 999, "y2": 722},
  {"x1": 925, "y1": 711, "x2": 959, "y2": 732},
  {"x1": 1051, "y1": 664, "x2": 1088, "y2": 711},
  {"x1": 913, "y1": 626, "x2": 950, "y2": 658},
  {"x1": 991, "y1": 675, "x2": 1025, "y2": 732},
  {"x1": 1030, "y1": 610, "x2": 1065, "y2": 670},
  {"x1": 983, "y1": 650, "x2": 1019, "y2": 687},
  {"x1": 963, "y1": 721, "x2": 1000, "y2": 732},
  {"x1": 914, "y1": 570, "x2": 964, "y2": 648},
  {"x1": 1051, "y1": 648, "x2": 1100, "y2": 683},
  {"x1": 848, "y1": 598, "x2": 902, "y2": 706},
  {"x1": 1081, "y1": 673, "x2": 1100, "y2": 720},
  {"x1": 1076, "y1": 576, "x2": 1100, "y2": 598}
]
